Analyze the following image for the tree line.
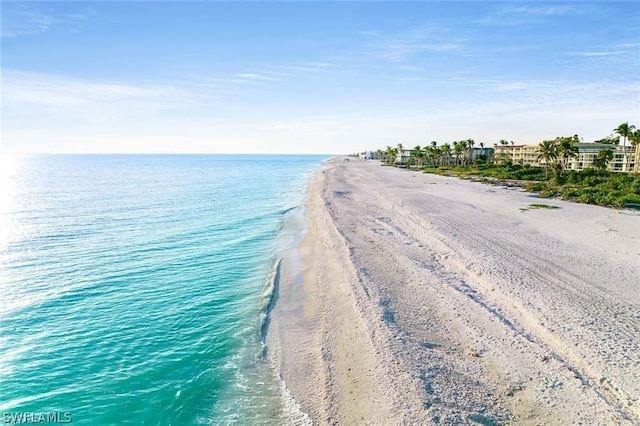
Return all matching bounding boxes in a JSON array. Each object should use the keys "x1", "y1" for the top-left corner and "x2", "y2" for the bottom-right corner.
[{"x1": 374, "y1": 122, "x2": 640, "y2": 177}]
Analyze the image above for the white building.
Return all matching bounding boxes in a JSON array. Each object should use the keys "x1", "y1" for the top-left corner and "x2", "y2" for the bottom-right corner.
[
  {"x1": 494, "y1": 143, "x2": 639, "y2": 172},
  {"x1": 395, "y1": 149, "x2": 412, "y2": 163},
  {"x1": 359, "y1": 151, "x2": 377, "y2": 160}
]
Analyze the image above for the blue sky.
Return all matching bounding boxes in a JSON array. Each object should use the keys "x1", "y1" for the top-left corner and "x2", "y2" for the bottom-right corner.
[{"x1": 2, "y1": 1, "x2": 639, "y2": 154}]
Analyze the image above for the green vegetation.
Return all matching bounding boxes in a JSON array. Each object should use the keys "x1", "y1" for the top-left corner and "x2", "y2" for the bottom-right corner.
[
  {"x1": 422, "y1": 163, "x2": 640, "y2": 208},
  {"x1": 422, "y1": 163, "x2": 547, "y2": 181},
  {"x1": 372, "y1": 121, "x2": 640, "y2": 209},
  {"x1": 535, "y1": 135, "x2": 580, "y2": 179},
  {"x1": 594, "y1": 135, "x2": 620, "y2": 145},
  {"x1": 592, "y1": 149, "x2": 614, "y2": 170},
  {"x1": 525, "y1": 169, "x2": 640, "y2": 208},
  {"x1": 528, "y1": 204, "x2": 560, "y2": 209},
  {"x1": 614, "y1": 122, "x2": 636, "y2": 170}
]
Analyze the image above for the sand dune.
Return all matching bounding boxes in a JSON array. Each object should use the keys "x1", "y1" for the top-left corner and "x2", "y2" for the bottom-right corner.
[{"x1": 268, "y1": 157, "x2": 640, "y2": 425}]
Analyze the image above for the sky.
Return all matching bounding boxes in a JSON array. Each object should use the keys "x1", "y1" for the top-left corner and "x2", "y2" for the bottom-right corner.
[{"x1": 1, "y1": 1, "x2": 639, "y2": 154}]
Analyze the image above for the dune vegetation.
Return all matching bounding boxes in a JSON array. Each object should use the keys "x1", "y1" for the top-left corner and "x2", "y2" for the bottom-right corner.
[
  {"x1": 419, "y1": 163, "x2": 640, "y2": 208},
  {"x1": 372, "y1": 123, "x2": 640, "y2": 208}
]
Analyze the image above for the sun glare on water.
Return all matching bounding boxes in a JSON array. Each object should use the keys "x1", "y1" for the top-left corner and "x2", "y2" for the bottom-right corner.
[
  {"x1": 0, "y1": 154, "x2": 29, "y2": 315},
  {"x1": 0, "y1": 154, "x2": 24, "y2": 247}
]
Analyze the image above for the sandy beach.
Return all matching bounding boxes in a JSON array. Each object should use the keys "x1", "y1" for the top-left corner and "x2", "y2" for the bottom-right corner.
[{"x1": 267, "y1": 157, "x2": 640, "y2": 425}]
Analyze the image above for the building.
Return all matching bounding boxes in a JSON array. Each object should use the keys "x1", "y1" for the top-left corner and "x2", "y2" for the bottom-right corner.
[
  {"x1": 395, "y1": 149, "x2": 412, "y2": 163},
  {"x1": 494, "y1": 143, "x2": 638, "y2": 173},
  {"x1": 470, "y1": 147, "x2": 493, "y2": 162},
  {"x1": 567, "y1": 143, "x2": 612, "y2": 171},
  {"x1": 359, "y1": 151, "x2": 377, "y2": 160},
  {"x1": 493, "y1": 144, "x2": 539, "y2": 166},
  {"x1": 568, "y1": 143, "x2": 638, "y2": 172}
]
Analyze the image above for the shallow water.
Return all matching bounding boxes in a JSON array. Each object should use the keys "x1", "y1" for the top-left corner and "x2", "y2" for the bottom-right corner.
[{"x1": 0, "y1": 154, "x2": 326, "y2": 424}]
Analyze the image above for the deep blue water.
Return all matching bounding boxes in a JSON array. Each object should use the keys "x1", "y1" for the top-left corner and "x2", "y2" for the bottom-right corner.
[{"x1": 0, "y1": 154, "x2": 326, "y2": 425}]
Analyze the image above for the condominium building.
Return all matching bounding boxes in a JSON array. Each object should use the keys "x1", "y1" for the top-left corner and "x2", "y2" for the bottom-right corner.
[
  {"x1": 493, "y1": 144, "x2": 539, "y2": 166},
  {"x1": 494, "y1": 143, "x2": 638, "y2": 173}
]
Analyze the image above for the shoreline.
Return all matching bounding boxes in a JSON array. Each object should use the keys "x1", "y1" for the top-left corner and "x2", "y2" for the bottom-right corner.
[
  {"x1": 268, "y1": 157, "x2": 640, "y2": 424},
  {"x1": 266, "y1": 159, "x2": 417, "y2": 424}
]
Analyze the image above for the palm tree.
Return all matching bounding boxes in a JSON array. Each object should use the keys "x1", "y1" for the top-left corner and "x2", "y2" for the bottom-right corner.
[
  {"x1": 629, "y1": 129, "x2": 640, "y2": 147},
  {"x1": 433, "y1": 146, "x2": 443, "y2": 166},
  {"x1": 453, "y1": 141, "x2": 465, "y2": 165},
  {"x1": 593, "y1": 149, "x2": 614, "y2": 170},
  {"x1": 428, "y1": 141, "x2": 439, "y2": 165},
  {"x1": 385, "y1": 145, "x2": 397, "y2": 165},
  {"x1": 537, "y1": 139, "x2": 557, "y2": 179},
  {"x1": 614, "y1": 122, "x2": 636, "y2": 171},
  {"x1": 629, "y1": 129, "x2": 640, "y2": 145},
  {"x1": 411, "y1": 145, "x2": 423, "y2": 167},
  {"x1": 630, "y1": 129, "x2": 640, "y2": 173},
  {"x1": 466, "y1": 139, "x2": 475, "y2": 165},
  {"x1": 422, "y1": 145, "x2": 431, "y2": 165},
  {"x1": 441, "y1": 143, "x2": 452, "y2": 166},
  {"x1": 556, "y1": 135, "x2": 579, "y2": 173}
]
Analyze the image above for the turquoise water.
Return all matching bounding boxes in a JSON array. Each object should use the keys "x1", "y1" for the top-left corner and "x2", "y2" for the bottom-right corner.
[{"x1": 0, "y1": 154, "x2": 326, "y2": 425}]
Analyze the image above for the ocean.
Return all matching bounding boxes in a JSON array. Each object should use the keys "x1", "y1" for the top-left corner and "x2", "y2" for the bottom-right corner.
[{"x1": 0, "y1": 154, "x2": 327, "y2": 425}]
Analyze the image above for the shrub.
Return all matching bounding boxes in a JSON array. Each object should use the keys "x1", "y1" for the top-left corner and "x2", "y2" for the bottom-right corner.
[
  {"x1": 539, "y1": 188, "x2": 560, "y2": 198},
  {"x1": 419, "y1": 163, "x2": 639, "y2": 209},
  {"x1": 562, "y1": 187, "x2": 581, "y2": 198},
  {"x1": 526, "y1": 182, "x2": 547, "y2": 192}
]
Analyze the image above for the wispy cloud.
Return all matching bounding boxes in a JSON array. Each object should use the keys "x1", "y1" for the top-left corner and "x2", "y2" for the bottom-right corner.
[
  {"x1": 2, "y1": 69, "x2": 202, "y2": 110},
  {"x1": 234, "y1": 73, "x2": 276, "y2": 81},
  {"x1": 502, "y1": 6, "x2": 575, "y2": 16},
  {"x1": 392, "y1": 74, "x2": 638, "y2": 114},
  {"x1": 2, "y1": 69, "x2": 231, "y2": 152},
  {"x1": 570, "y1": 51, "x2": 627, "y2": 57},
  {"x1": 474, "y1": 4, "x2": 581, "y2": 26},
  {"x1": 1, "y1": 8, "x2": 56, "y2": 37},
  {"x1": 568, "y1": 41, "x2": 638, "y2": 57},
  {"x1": 308, "y1": 62, "x2": 333, "y2": 68},
  {"x1": 363, "y1": 26, "x2": 465, "y2": 62},
  {"x1": 614, "y1": 43, "x2": 639, "y2": 49},
  {"x1": 281, "y1": 65, "x2": 322, "y2": 73},
  {"x1": 562, "y1": 41, "x2": 639, "y2": 76},
  {"x1": 1, "y1": 3, "x2": 94, "y2": 38},
  {"x1": 279, "y1": 62, "x2": 335, "y2": 73},
  {"x1": 480, "y1": 79, "x2": 638, "y2": 112}
]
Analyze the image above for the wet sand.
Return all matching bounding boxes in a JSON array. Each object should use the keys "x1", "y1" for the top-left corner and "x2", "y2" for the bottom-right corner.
[{"x1": 267, "y1": 157, "x2": 640, "y2": 424}]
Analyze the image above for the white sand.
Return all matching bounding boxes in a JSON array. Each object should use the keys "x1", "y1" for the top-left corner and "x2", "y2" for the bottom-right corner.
[{"x1": 268, "y1": 158, "x2": 640, "y2": 424}]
